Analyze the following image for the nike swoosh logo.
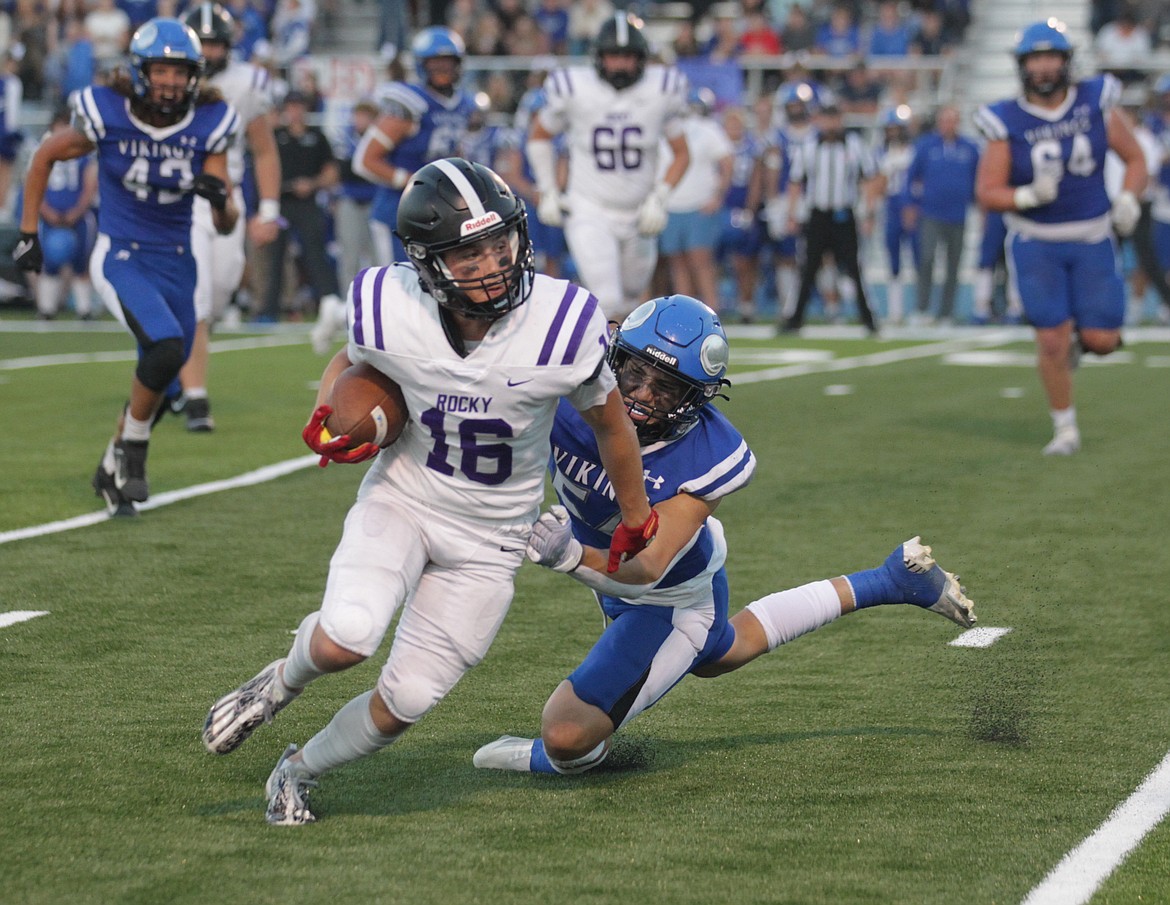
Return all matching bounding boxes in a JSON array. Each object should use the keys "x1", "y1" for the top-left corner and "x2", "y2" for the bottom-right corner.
[{"x1": 507, "y1": 378, "x2": 534, "y2": 387}]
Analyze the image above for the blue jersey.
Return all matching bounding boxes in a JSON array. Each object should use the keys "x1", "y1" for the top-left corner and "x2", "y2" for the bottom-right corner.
[
  {"x1": 44, "y1": 151, "x2": 94, "y2": 213},
  {"x1": 72, "y1": 86, "x2": 239, "y2": 246},
  {"x1": 974, "y1": 75, "x2": 1118, "y2": 231},
  {"x1": 549, "y1": 400, "x2": 756, "y2": 596},
  {"x1": 726, "y1": 133, "x2": 762, "y2": 210},
  {"x1": 370, "y1": 82, "x2": 477, "y2": 226}
]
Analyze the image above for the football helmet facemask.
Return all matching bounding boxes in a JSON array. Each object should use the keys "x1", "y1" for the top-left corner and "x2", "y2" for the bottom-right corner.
[
  {"x1": 608, "y1": 295, "x2": 730, "y2": 443},
  {"x1": 395, "y1": 158, "x2": 534, "y2": 320},
  {"x1": 129, "y1": 18, "x2": 205, "y2": 117},
  {"x1": 183, "y1": 3, "x2": 234, "y2": 76},
  {"x1": 1014, "y1": 19, "x2": 1073, "y2": 98},
  {"x1": 594, "y1": 13, "x2": 650, "y2": 91}
]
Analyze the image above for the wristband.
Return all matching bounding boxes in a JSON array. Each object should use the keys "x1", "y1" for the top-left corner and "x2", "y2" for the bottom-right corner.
[
  {"x1": 390, "y1": 168, "x2": 410, "y2": 190},
  {"x1": 257, "y1": 199, "x2": 281, "y2": 223}
]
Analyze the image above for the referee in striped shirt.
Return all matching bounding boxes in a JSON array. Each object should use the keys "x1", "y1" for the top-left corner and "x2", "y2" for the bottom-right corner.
[{"x1": 780, "y1": 103, "x2": 880, "y2": 334}]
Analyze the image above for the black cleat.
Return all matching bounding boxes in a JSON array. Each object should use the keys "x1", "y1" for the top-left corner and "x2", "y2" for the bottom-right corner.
[
  {"x1": 183, "y1": 397, "x2": 215, "y2": 432},
  {"x1": 93, "y1": 444, "x2": 138, "y2": 517}
]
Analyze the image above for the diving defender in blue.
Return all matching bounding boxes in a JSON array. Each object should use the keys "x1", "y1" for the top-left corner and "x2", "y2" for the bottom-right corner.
[
  {"x1": 474, "y1": 295, "x2": 977, "y2": 776},
  {"x1": 973, "y1": 19, "x2": 1146, "y2": 456},
  {"x1": 15, "y1": 18, "x2": 240, "y2": 515}
]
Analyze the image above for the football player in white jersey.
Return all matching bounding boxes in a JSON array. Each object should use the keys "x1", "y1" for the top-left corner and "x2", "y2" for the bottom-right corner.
[
  {"x1": 177, "y1": 2, "x2": 282, "y2": 432},
  {"x1": 202, "y1": 158, "x2": 659, "y2": 825},
  {"x1": 527, "y1": 12, "x2": 690, "y2": 319}
]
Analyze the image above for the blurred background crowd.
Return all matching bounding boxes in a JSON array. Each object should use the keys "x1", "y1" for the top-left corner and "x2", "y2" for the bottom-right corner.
[{"x1": 2, "y1": 0, "x2": 1169, "y2": 328}]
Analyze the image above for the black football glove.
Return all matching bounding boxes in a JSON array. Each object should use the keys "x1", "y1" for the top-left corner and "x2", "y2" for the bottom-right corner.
[
  {"x1": 12, "y1": 231, "x2": 42, "y2": 272},
  {"x1": 193, "y1": 173, "x2": 228, "y2": 211}
]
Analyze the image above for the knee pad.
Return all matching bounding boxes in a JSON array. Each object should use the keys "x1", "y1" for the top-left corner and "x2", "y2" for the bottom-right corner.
[
  {"x1": 135, "y1": 337, "x2": 185, "y2": 392},
  {"x1": 377, "y1": 669, "x2": 444, "y2": 724},
  {"x1": 320, "y1": 600, "x2": 380, "y2": 656}
]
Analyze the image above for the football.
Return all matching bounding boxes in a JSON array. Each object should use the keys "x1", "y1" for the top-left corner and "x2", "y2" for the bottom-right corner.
[{"x1": 324, "y1": 363, "x2": 408, "y2": 449}]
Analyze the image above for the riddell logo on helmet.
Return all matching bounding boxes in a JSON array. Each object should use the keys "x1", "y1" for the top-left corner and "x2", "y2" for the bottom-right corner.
[
  {"x1": 460, "y1": 212, "x2": 502, "y2": 236},
  {"x1": 643, "y1": 345, "x2": 679, "y2": 367}
]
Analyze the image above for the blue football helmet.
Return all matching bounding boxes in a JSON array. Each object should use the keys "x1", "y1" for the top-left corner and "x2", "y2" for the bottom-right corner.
[
  {"x1": 880, "y1": 104, "x2": 913, "y2": 143},
  {"x1": 129, "y1": 18, "x2": 204, "y2": 117},
  {"x1": 1014, "y1": 19, "x2": 1072, "y2": 98},
  {"x1": 775, "y1": 81, "x2": 827, "y2": 125},
  {"x1": 608, "y1": 295, "x2": 730, "y2": 443},
  {"x1": 411, "y1": 26, "x2": 464, "y2": 83}
]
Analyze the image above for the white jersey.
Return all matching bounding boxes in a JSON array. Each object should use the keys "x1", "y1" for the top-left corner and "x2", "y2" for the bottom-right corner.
[
  {"x1": 346, "y1": 265, "x2": 615, "y2": 522},
  {"x1": 208, "y1": 59, "x2": 275, "y2": 185},
  {"x1": 538, "y1": 63, "x2": 688, "y2": 212},
  {"x1": 662, "y1": 115, "x2": 733, "y2": 212}
]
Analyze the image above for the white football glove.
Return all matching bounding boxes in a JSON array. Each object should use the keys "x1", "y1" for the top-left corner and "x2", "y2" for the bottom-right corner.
[
  {"x1": 763, "y1": 195, "x2": 790, "y2": 240},
  {"x1": 536, "y1": 190, "x2": 566, "y2": 228},
  {"x1": 636, "y1": 184, "x2": 670, "y2": 237},
  {"x1": 1111, "y1": 190, "x2": 1141, "y2": 237},
  {"x1": 525, "y1": 505, "x2": 583, "y2": 573},
  {"x1": 1013, "y1": 173, "x2": 1060, "y2": 210}
]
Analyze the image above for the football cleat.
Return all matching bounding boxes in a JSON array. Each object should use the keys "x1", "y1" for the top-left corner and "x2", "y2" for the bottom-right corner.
[
  {"x1": 92, "y1": 443, "x2": 138, "y2": 518},
  {"x1": 202, "y1": 659, "x2": 296, "y2": 755},
  {"x1": 183, "y1": 397, "x2": 215, "y2": 432},
  {"x1": 112, "y1": 438, "x2": 149, "y2": 502},
  {"x1": 1043, "y1": 426, "x2": 1081, "y2": 456},
  {"x1": 265, "y1": 744, "x2": 318, "y2": 826},
  {"x1": 473, "y1": 735, "x2": 537, "y2": 771},
  {"x1": 887, "y1": 536, "x2": 976, "y2": 628}
]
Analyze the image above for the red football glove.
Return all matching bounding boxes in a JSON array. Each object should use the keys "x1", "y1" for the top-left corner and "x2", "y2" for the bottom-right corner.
[
  {"x1": 302, "y1": 404, "x2": 380, "y2": 467},
  {"x1": 607, "y1": 508, "x2": 660, "y2": 573}
]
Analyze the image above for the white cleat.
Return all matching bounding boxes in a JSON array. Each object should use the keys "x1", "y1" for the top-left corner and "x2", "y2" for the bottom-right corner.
[
  {"x1": 473, "y1": 735, "x2": 537, "y2": 771},
  {"x1": 202, "y1": 659, "x2": 296, "y2": 755},
  {"x1": 899, "y1": 536, "x2": 977, "y2": 629},
  {"x1": 265, "y1": 744, "x2": 318, "y2": 826},
  {"x1": 1043, "y1": 427, "x2": 1081, "y2": 456}
]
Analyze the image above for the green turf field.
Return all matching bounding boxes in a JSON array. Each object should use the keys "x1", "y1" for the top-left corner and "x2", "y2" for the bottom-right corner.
[{"x1": 2, "y1": 320, "x2": 1168, "y2": 905}]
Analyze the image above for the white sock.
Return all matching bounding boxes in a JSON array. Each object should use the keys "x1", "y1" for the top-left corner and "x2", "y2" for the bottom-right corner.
[
  {"x1": 887, "y1": 281, "x2": 904, "y2": 323},
  {"x1": 548, "y1": 739, "x2": 610, "y2": 775},
  {"x1": 1051, "y1": 407, "x2": 1078, "y2": 433},
  {"x1": 185, "y1": 386, "x2": 208, "y2": 401},
  {"x1": 121, "y1": 413, "x2": 152, "y2": 442},
  {"x1": 778, "y1": 267, "x2": 798, "y2": 317},
  {"x1": 72, "y1": 281, "x2": 93, "y2": 317},
  {"x1": 973, "y1": 270, "x2": 993, "y2": 317},
  {"x1": 299, "y1": 690, "x2": 403, "y2": 777},
  {"x1": 282, "y1": 612, "x2": 328, "y2": 691},
  {"x1": 36, "y1": 274, "x2": 62, "y2": 317},
  {"x1": 744, "y1": 580, "x2": 842, "y2": 652}
]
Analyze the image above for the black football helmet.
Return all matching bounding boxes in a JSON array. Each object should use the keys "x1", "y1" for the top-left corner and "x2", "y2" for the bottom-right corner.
[
  {"x1": 594, "y1": 12, "x2": 649, "y2": 90},
  {"x1": 183, "y1": 3, "x2": 233, "y2": 76},
  {"x1": 395, "y1": 158, "x2": 534, "y2": 320}
]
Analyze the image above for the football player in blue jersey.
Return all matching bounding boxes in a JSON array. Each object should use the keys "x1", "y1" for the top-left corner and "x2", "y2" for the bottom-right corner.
[
  {"x1": 24, "y1": 107, "x2": 98, "y2": 320},
  {"x1": 14, "y1": 18, "x2": 240, "y2": 515},
  {"x1": 973, "y1": 19, "x2": 1147, "y2": 455},
  {"x1": 473, "y1": 295, "x2": 976, "y2": 776},
  {"x1": 311, "y1": 26, "x2": 478, "y2": 354}
]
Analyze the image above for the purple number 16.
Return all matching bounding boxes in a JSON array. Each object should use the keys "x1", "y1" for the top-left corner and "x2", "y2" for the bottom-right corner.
[{"x1": 421, "y1": 408, "x2": 514, "y2": 485}]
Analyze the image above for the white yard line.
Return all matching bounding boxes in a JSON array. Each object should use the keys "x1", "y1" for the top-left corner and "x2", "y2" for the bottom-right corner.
[
  {"x1": 1021, "y1": 751, "x2": 1170, "y2": 905},
  {"x1": 0, "y1": 610, "x2": 49, "y2": 628},
  {"x1": 0, "y1": 333, "x2": 310, "y2": 370},
  {"x1": 0, "y1": 456, "x2": 319, "y2": 545}
]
